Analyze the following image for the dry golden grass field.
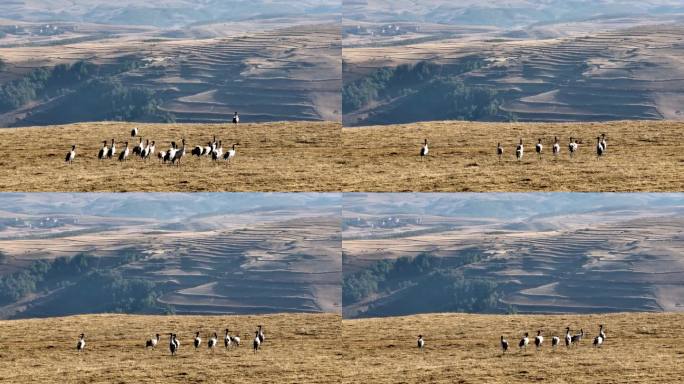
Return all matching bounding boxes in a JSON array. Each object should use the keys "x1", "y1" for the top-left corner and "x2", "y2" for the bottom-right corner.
[
  {"x1": 0, "y1": 313, "x2": 341, "y2": 383},
  {"x1": 342, "y1": 312, "x2": 684, "y2": 384},
  {"x1": 0, "y1": 121, "x2": 341, "y2": 192},
  {"x1": 341, "y1": 120, "x2": 684, "y2": 192}
]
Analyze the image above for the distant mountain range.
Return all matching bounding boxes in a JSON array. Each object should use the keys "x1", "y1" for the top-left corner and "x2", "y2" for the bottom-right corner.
[
  {"x1": 344, "y1": 193, "x2": 684, "y2": 220},
  {"x1": 343, "y1": 0, "x2": 684, "y2": 27},
  {"x1": 3, "y1": 1, "x2": 341, "y2": 28},
  {"x1": 0, "y1": 193, "x2": 341, "y2": 220}
]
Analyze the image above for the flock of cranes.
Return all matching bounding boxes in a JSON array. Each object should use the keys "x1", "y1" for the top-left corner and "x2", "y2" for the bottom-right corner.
[
  {"x1": 65, "y1": 112, "x2": 241, "y2": 165},
  {"x1": 414, "y1": 325, "x2": 607, "y2": 353},
  {"x1": 76, "y1": 324, "x2": 265, "y2": 356},
  {"x1": 508, "y1": 134, "x2": 607, "y2": 161},
  {"x1": 506, "y1": 134, "x2": 607, "y2": 161},
  {"x1": 419, "y1": 134, "x2": 609, "y2": 161},
  {"x1": 66, "y1": 130, "x2": 240, "y2": 166},
  {"x1": 507, "y1": 134, "x2": 607, "y2": 161},
  {"x1": 502, "y1": 324, "x2": 606, "y2": 354}
]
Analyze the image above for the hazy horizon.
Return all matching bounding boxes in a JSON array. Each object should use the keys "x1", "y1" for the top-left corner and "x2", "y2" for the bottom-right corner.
[
  {"x1": 343, "y1": 0, "x2": 684, "y2": 28},
  {"x1": 2, "y1": 1, "x2": 341, "y2": 28},
  {"x1": 344, "y1": 193, "x2": 684, "y2": 220},
  {"x1": 0, "y1": 193, "x2": 341, "y2": 221}
]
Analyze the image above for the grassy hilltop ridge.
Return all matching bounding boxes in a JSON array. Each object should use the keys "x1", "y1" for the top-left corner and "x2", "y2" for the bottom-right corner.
[
  {"x1": 0, "y1": 121, "x2": 342, "y2": 192},
  {"x1": 342, "y1": 312, "x2": 684, "y2": 383},
  {"x1": 0, "y1": 313, "x2": 342, "y2": 383},
  {"x1": 341, "y1": 120, "x2": 684, "y2": 192}
]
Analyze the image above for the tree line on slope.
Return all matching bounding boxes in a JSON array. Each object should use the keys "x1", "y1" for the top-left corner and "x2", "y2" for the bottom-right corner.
[
  {"x1": 342, "y1": 57, "x2": 515, "y2": 123},
  {"x1": 343, "y1": 250, "x2": 501, "y2": 317},
  {"x1": 0, "y1": 59, "x2": 175, "y2": 124},
  {"x1": 0, "y1": 250, "x2": 172, "y2": 316}
]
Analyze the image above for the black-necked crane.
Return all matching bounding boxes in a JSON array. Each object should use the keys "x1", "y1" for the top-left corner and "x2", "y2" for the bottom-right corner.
[
  {"x1": 132, "y1": 137, "x2": 144, "y2": 156},
  {"x1": 158, "y1": 150, "x2": 166, "y2": 163},
  {"x1": 192, "y1": 144, "x2": 203, "y2": 157},
  {"x1": 551, "y1": 335, "x2": 559, "y2": 349},
  {"x1": 417, "y1": 335, "x2": 424, "y2": 350},
  {"x1": 65, "y1": 145, "x2": 76, "y2": 164},
  {"x1": 599, "y1": 324, "x2": 606, "y2": 340},
  {"x1": 224, "y1": 329, "x2": 232, "y2": 349},
  {"x1": 141, "y1": 139, "x2": 150, "y2": 159},
  {"x1": 208, "y1": 332, "x2": 218, "y2": 350},
  {"x1": 501, "y1": 336, "x2": 509, "y2": 353},
  {"x1": 193, "y1": 331, "x2": 201, "y2": 350},
  {"x1": 172, "y1": 139, "x2": 186, "y2": 166},
  {"x1": 168, "y1": 141, "x2": 178, "y2": 162},
  {"x1": 169, "y1": 333, "x2": 178, "y2": 356},
  {"x1": 163, "y1": 142, "x2": 176, "y2": 163},
  {"x1": 534, "y1": 330, "x2": 544, "y2": 350},
  {"x1": 519, "y1": 332, "x2": 529, "y2": 352},
  {"x1": 253, "y1": 330, "x2": 261, "y2": 353},
  {"x1": 516, "y1": 139, "x2": 524, "y2": 161},
  {"x1": 231, "y1": 332, "x2": 241, "y2": 347},
  {"x1": 131, "y1": 127, "x2": 139, "y2": 137},
  {"x1": 210, "y1": 136, "x2": 217, "y2": 154},
  {"x1": 496, "y1": 143, "x2": 503, "y2": 162},
  {"x1": 552, "y1": 136, "x2": 560, "y2": 158},
  {"x1": 258, "y1": 325, "x2": 265, "y2": 344},
  {"x1": 223, "y1": 143, "x2": 238, "y2": 162},
  {"x1": 98, "y1": 140, "x2": 108, "y2": 160},
  {"x1": 571, "y1": 329, "x2": 584, "y2": 345},
  {"x1": 596, "y1": 137, "x2": 604, "y2": 159},
  {"x1": 593, "y1": 334, "x2": 604, "y2": 348},
  {"x1": 147, "y1": 141, "x2": 156, "y2": 159},
  {"x1": 420, "y1": 139, "x2": 428, "y2": 160},
  {"x1": 146, "y1": 334, "x2": 160, "y2": 349},
  {"x1": 76, "y1": 333, "x2": 86, "y2": 352},
  {"x1": 107, "y1": 138, "x2": 116, "y2": 159},
  {"x1": 118, "y1": 142, "x2": 129, "y2": 162},
  {"x1": 202, "y1": 141, "x2": 212, "y2": 156},
  {"x1": 535, "y1": 139, "x2": 543, "y2": 160},
  {"x1": 568, "y1": 137, "x2": 578, "y2": 158},
  {"x1": 600, "y1": 133, "x2": 607, "y2": 153},
  {"x1": 233, "y1": 112, "x2": 240, "y2": 124},
  {"x1": 565, "y1": 327, "x2": 572, "y2": 348},
  {"x1": 212, "y1": 140, "x2": 223, "y2": 161}
]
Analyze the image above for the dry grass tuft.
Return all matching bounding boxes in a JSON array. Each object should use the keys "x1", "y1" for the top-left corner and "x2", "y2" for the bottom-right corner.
[
  {"x1": 342, "y1": 312, "x2": 684, "y2": 383},
  {"x1": 0, "y1": 313, "x2": 341, "y2": 383},
  {"x1": 341, "y1": 120, "x2": 684, "y2": 192},
  {"x1": 0, "y1": 121, "x2": 341, "y2": 192}
]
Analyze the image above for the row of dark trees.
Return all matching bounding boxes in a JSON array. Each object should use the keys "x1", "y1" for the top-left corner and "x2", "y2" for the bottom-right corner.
[
  {"x1": 342, "y1": 56, "x2": 511, "y2": 122},
  {"x1": 343, "y1": 251, "x2": 501, "y2": 316},
  {"x1": 0, "y1": 250, "x2": 169, "y2": 315},
  {"x1": 0, "y1": 58, "x2": 175, "y2": 124}
]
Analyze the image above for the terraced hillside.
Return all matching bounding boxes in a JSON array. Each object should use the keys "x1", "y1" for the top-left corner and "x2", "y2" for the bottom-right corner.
[
  {"x1": 343, "y1": 312, "x2": 684, "y2": 384},
  {"x1": 343, "y1": 206, "x2": 684, "y2": 317},
  {"x1": 343, "y1": 24, "x2": 684, "y2": 125},
  {"x1": 0, "y1": 22, "x2": 341, "y2": 126},
  {"x1": 0, "y1": 313, "x2": 341, "y2": 383},
  {"x1": 0, "y1": 121, "x2": 341, "y2": 192},
  {"x1": 0, "y1": 207, "x2": 341, "y2": 319}
]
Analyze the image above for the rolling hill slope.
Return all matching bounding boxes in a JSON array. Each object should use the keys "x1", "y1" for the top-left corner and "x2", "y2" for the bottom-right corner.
[
  {"x1": 343, "y1": 204, "x2": 684, "y2": 318},
  {"x1": 0, "y1": 207, "x2": 341, "y2": 319},
  {"x1": 343, "y1": 24, "x2": 684, "y2": 125},
  {"x1": 0, "y1": 22, "x2": 341, "y2": 126}
]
